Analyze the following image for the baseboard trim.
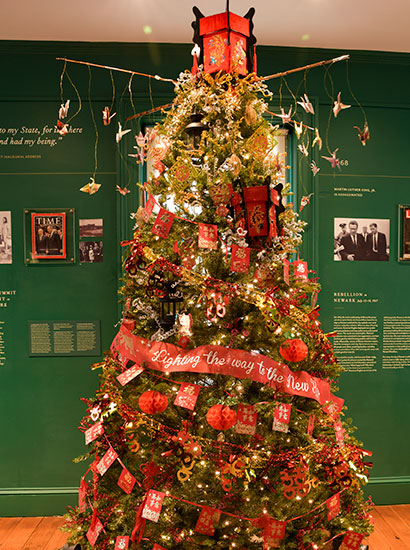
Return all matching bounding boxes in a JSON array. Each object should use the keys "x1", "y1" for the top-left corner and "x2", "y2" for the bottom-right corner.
[{"x1": 368, "y1": 476, "x2": 410, "y2": 485}]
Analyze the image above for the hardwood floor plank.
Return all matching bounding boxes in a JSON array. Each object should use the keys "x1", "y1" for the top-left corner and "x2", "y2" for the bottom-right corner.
[
  {"x1": 0, "y1": 517, "x2": 43, "y2": 550},
  {"x1": 369, "y1": 510, "x2": 410, "y2": 550},
  {"x1": 0, "y1": 505, "x2": 409, "y2": 550},
  {"x1": 22, "y1": 517, "x2": 65, "y2": 550},
  {"x1": 42, "y1": 517, "x2": 69, "y2": 550},
  {"x1": 0, "y1": 517, "x2": 23, "y2": 539}
]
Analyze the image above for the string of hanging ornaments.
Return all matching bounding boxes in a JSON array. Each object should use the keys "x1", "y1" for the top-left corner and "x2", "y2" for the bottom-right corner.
[{"x1": 59, "y1": 3, "x2": 372, "y2": 550}]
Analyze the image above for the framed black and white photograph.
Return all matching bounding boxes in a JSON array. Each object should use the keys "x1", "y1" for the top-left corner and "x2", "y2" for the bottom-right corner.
[
  {"x1": 398, "y1": 205, "x2": 410, "y2": 261},
  {"x1": 79, "y1": 241, "x2": 103, "y2": 263},
  {"x1": 334, "y1": 217, "x2": 390, "y2": 262},
  {"x1": 79, "y1": 218, "x2": 103, "y2": 238},
  {"x1": 0, "y1": 211, "x2": 12, "y2": 264}
]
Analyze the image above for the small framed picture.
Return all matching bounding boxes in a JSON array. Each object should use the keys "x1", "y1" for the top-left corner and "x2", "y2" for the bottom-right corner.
[
  {"x1": 31, "y1": 212, "x2": 66, "y2": 259},
  {"x1": 398, "y1": 205, "x2": 410, "y2": 261},
  {"x1": 24, "y1": 208, "x2": 75, "y2": 265}
]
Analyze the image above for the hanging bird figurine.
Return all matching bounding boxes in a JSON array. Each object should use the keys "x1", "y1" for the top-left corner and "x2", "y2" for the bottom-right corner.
[
  {"x1": 333, "y1": 92, "x2": 351, "y2": 118},
  {"x1": 312, "y1": 128, "x2": 322, "y2": 150},
  {"x1": 58, "y1": 99, "x2": 70, "y2": 120},
  {"x1": 297, "y1": 94, "x2": 314, "y2": 114},
  {"x1": 102, "y1": 106, "x2": 116, "y2": 126},
  {"x1": 116, "y1": 122, "x2": 131, "y2": 143},
  {"x1": 310, "y1": 160, "x2": 320, "y2": 176},
  {"x1": 80, "y1": 177, "x2": 101, "y2": 195},
  {"x1": 353, "y1": 122, "x2": 370, "y2": 146},
  {"x1": 322, "y1": 149, "x2": 341, "y2": 169},
  {"x1": 116, "y1": 185, "x2": 131, "y2": 196}
]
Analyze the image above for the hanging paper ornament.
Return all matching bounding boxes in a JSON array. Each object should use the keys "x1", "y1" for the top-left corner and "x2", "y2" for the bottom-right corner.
[
  {"x1": 209, "y1": 181, "x2": 232, "y2": 205},
  {"x1": 198, "y1": 223, "x2": 218, "y2": 249},
  {"x1": 333, "y1": 92, "x2": 351, "y2": 118},
  {"x1": 354, "y1": 122, "x2": 370, "y2": 146},
  {"x1": 206, "y1": 404, "x2": 237, "y2": 430},
  {"x1": 279, "y1": 339, "x2": 308, "y2": 362},
  {"x1": 151, "y1": 208, "x2": 175, "y2": 239},
  {"x1": 58, "y1": 99, "x2": 70, "y2": 120},
  {"x1": 195, "y1": 506, "x2": 221, "y2": 536},
  {"x1": 230, "y1": 244, "x2": 250, "y2": 273},
  {"x1": 102, "y1": 106, "x2": 116, "y2": 126},
  {"x1": 80, "y1": 177, "x2": 101, "y2": 195},
  {"x1": 169, "y1": 158, "x2": 198, "y2": 194},
  {"x1": 245, "y1": 101, "x2": 258, "y2": 125},
  {"x1": 243, "y1": 185, "x2": 269, "y2": 237},
  {"x1": 56, "y1": 120, "x2": 69, "y2": 136},
  {"x1": 226, "y1": 153, "x2": 241, "y2": 177},
  {"x1": 138, "y1": 390, "x2": 168, "y2": 414}
]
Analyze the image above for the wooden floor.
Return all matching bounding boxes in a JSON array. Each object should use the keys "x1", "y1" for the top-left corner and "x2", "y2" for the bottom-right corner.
[{"x1": 0, "y1": 505, "x2": 409, "y2": 549}]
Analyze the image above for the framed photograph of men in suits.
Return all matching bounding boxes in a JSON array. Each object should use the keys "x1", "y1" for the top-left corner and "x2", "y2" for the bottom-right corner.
[
  {"x1": 31, "y1": 212, "x2": 66, "y2": 259},
  {"x1": 398, "y1": 205, "x2": 410, "y2": 261},
  {"x1": 334, "y1": 217, "x2": 390, "y2": 262},
  {"x1": 24, "y1": 208, "x2": 75, "y2": 265}
]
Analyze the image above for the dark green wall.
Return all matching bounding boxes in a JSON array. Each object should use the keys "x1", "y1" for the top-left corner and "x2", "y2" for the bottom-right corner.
[{"x1": 0, "y1": 40, "x2": 409, "y2": 515}]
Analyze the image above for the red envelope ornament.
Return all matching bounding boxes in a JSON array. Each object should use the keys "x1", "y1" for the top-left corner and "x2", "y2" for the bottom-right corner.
[
  {"x1": 198, "y1": 223, "x2": 218, "y2": 249},
  {"x1": 195, "y1": 506, "x2": 221, "y2": 535},
  {"x1": 152, "y1": 208, "x2": 175, "y2": 239},
  {"x1": 230, "y1": 244, "x2": 250, "y2": 273}
]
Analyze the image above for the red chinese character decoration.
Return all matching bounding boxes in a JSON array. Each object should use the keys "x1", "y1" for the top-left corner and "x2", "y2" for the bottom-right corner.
[
  {"x1": 243, "y1": 185, "x2": 269, "y2": 237},
  {"x1": 195, "y1": 506, "x2": 221, "y2": 535}
]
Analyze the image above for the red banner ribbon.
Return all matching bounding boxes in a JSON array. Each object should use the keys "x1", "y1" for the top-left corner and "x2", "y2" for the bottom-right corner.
[{"x1": 111, "y1": 325, "x2": 343, "y2": 410}]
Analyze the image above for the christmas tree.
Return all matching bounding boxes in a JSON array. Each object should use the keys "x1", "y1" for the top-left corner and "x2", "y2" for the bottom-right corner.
[{"x1": 62, "y1": 6, "x2": 373, "y2": 550}]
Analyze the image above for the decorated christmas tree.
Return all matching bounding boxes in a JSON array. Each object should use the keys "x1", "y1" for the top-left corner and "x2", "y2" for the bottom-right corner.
[{"x1": 62, "y1": 6, "x2": 373, "y2": 550}]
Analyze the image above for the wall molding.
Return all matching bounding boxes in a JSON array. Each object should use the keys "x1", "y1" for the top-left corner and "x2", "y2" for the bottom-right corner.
[
  {"x1": 368, "y1": 476, "x2": 410, "y2": 485},
  {"x1": 0, "y1": 487, "x2": 78, "y2": 495}
]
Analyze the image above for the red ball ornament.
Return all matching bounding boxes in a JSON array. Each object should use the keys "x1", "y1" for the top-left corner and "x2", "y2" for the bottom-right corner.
[
  {"x1": 279, "y1": 338, "x2": 308, "y2": 362},
  {"x1": 206, "y1": 404, "x2": 237, "y2": 431},
  {"x1": 139, "y1": 390, "x2": 168, "y2": 414}
]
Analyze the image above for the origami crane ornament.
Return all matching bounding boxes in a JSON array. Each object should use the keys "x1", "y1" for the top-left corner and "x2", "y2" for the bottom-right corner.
[
  {"x1": 333, "y1": 92, "x2": 351, "y2": 118},
  {"x1": 298, "y1": 143, "x2": 309, "y2": 156},
  {"x1": 310, "y1": 160, "x2": 320, "y2": 176},
  {"x1": 116, "y1": 122, "x2": 131, "y2": 143},
  {"x1": 300, "y1": 193, "x2": 314, "y2": 212},
  {"x1": 322, "y1": 149, "x2": 341, "y2": 169},
  {"x1": 353, "y1": 122, "x2": 370, "y2": 146},
  {"x1": 294, "y1": 121, "x2": 303, "y2": 138},
  {"x1": 102, "y1": 106, "x2": 116, "y2": 126},
  {"x1": 297, "y1": 94, "x2": 314, "y2": 114},
  {"x1": 116, "y1": 185, "x2": 131, "y2": 196},
  {"x1": 58, "y1": 99, "x2": 70, "y2": 120},
  {"x1": 128, "y1": 147, "x2": 146, "y2": 163},
  {"x1": 135, "y1": 131, "x2": 147, "y2": 148},
  {"x1": 312, "y1": 128, "x2": 322, "y2": 150},
  {"x1": 56, "y1": 120, "x2": 69, "y2": 136},
  {"x1": 80, "y1": 177, "x2": 101, "y2": 195},
  {"x1": 277, "y1": 107, "x2": 292, "y2": 124}
]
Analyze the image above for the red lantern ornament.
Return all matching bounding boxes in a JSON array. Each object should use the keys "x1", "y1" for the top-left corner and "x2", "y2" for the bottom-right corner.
[
  {"x1": 138, "y1": 390, "x2": 168, "y2": 414},
  {"x1": 279, "y1": 339, "x2": 308, "y2": 363},
  {"x1": 206, "y1": 404, "x2": 237, "y2": 430}
]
